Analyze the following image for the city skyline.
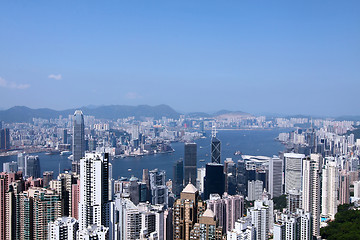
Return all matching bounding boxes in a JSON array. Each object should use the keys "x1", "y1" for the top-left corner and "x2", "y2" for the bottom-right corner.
[{"x1": 1, "y1": 1, "x2": 359, "y2": 116}]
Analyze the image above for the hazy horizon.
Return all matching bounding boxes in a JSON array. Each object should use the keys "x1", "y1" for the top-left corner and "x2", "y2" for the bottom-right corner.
[{"x1": 1, "y1": 1, "x2": 359, "y2": 116}]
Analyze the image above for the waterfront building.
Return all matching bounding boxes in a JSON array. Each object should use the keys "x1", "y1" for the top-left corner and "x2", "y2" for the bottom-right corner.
[
  {"x1": 72, "y1": 110, "x2": 85, "y2": 174},
  {"x1": 2, "y1": 161, "x2": 18, "y2": 173},
  {"x1": 25, "y1": 155, "x2": 41, "y2": 178},
  {"x1": 0, "y1": 128, "x2": 10, "y2": 150},
  {"x1": 17, "y1": 153, "x2": 25, "y2": 173},
  {"x1": 184, "y1": 143, "x2": 197, "y2": 185}
]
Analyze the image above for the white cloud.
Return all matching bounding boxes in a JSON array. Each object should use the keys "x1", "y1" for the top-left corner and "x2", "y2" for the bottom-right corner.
[
  {"x1": 48, "y1": 74, "x2": 62, "y2": 80},
  {"x1": 0, "y1": 77, "x2": 30, "y2": 89},
  {"x1": 125, "y1": 92, "x2": 142, "y2": 99}
]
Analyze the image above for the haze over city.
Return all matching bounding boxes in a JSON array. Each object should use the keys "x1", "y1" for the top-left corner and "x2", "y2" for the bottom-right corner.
[{"x1": 1, "y1": 1, "x2": 359, "y2": 115}]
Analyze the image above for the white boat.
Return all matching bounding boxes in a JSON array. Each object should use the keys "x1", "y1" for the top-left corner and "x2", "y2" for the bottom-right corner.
[
  {"x1": 60, "y1": 151, "x2": 71, "y2": 156},
  {"x1": 68, "y1": 155, "x2": 73, "y2": 160}
]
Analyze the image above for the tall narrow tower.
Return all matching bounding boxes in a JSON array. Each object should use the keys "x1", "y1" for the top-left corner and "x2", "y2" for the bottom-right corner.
[
  {"x1": 78, "y1": 152, "x2": 111, "y2": 231},
  {"x1": 72, "y1": 110, "x2": 85, "y2": 163},
  {"x1": 211, "y1": 124, "x2": 221, "y2": 164},
  {"x1": 184, "y1": 143, "x2": 197, "y2": 186}
]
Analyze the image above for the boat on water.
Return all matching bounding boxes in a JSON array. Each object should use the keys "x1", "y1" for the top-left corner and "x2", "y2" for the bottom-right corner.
[
  {"x1": 199, "y1": 146, "x2": 203, "y2": 149},
  {"x1": 128, "y1": 168, "x2": 132, "y2": 172},
  {"x1": 234, "y1": 151, "x2": 242, "y2": 156},
  {"x1": 60, "y1": 151, "x2": 71, "y2": 156},
  {"x1": 68, "y1": 155, "x2": 73, "y2": 160},
  {"x1": 199, "y1": 159, "x2": 205, "y2": 162},
  {"x1": 45, "y1": 150, "x2": 60, "y2": 155}
]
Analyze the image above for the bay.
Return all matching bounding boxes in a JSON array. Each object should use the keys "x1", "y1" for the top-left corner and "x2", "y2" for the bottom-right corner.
[{"x1": 0, "y1": 129, "x2": 287, "y2": 181}]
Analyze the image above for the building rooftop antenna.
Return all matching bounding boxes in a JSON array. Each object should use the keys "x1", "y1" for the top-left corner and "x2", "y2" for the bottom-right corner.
[{"x1": 211, "y1": 122, "x2": 217, "y2": 138}]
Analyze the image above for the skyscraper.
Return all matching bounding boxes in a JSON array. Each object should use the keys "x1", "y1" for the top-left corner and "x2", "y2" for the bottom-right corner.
[
  {"x1": 321, "y1": 159, "x2": 338, "y2": 220},
  {"x1": 149, "y1": 169, "x2": 168, "y2": 206},
  {"x1": 48, "y1": 217, "x2": 79, "y2": 240},
  {"x1": 284, "y1": 153, "x2": 305, "y2": 193},
  {"x1": 78, "y1": 152, "x2": 111, "y2": 232},
  {"x1": 204, "y1": 163, "x2": 225, "y2": 200},
  {"x1": 25, "y1": 155, "x2": 41, "y2": 178},
  {"x1": 302, "y1": 154, "x2": 321, "y2": 238},
  {"x1": 268, "y1": 156, "x2": 283, "y2": 198},
  {"x1": 173, "y1": 183, "x2": 206, "y2": 240},
  {"x1": 72, "y1": 110, "x2": 85, "y2": 163},
  {"x1": 173, "y1": 159, "x2": 184, "y2": 197},
  {"x1": 184, "y1": 143, "x2": 197, "y2": 185},
  {"x1": 211, "y1": 127, "x2": 221, "y2": 164},
  {"x1": 0, "y1": 128, "x2": 10, "y2": 150}
]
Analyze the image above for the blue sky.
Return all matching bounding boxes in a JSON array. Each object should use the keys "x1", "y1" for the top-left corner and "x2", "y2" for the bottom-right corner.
[{"x1": 0, "y1": 1, "x2": 359, "y2": 116}]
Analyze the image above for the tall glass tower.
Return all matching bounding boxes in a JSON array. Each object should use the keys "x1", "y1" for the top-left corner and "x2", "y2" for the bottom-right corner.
[
  {"x1": 184, "y1": 143, "x2": 197, "y2": 186},
  {"x1": 72, "y1": 110, "x2": 85, "y2": 163},
  {"x1": 211, "y1": 125, "x2": 221, "y2": 164}
]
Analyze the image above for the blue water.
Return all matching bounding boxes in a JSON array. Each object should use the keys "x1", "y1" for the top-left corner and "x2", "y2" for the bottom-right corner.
[{"x1": 0, "y1": 129, "x2": 286, "y2": 180}]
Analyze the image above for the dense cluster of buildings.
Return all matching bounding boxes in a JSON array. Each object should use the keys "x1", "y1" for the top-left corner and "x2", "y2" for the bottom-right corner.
[{"x1": 0, "y1": 110, "x2": 359, "y2": 239}]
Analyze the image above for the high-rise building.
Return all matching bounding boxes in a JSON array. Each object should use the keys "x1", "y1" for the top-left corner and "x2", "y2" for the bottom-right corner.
[
  {"x1": 18, "y1": 187, "x2": 62, "y2": 240},
  {"x1": 273, "y1": 209, "x2": 312, "y2": 240},
  {"x1": 224, "y1": 158, "x2": 237, "y2": 195},
  {"x1": 0, "y1": 128, "x2": 10, "y2": 150},
  {"x1": 184, "y1": 143, "x2": 197, "y2": 185},
  {"x1": 129, "y1": 176, "x2": 140, "y2": 205},
  {"x1": 17, "y1": 153, "x2": 25, "y2": 173},
  {"x1": 207, "y1": 193, "x2": 244, "y2": 233},
  {"x1": 268, "y1": 156, "x2": 283, "y2": 198},
  {"x1": 72, "y1": 110, "x2": 85, "y2": 164},
  {"x1": 110, "y1": 196, "x2": 141, "y2": 240},
  {"x1": 249, "y1": 200, "x2": 270, "y2": 240},
  {"x1": 50, "y1": 172, "x2": 79, "y2": 217},
  {"x1": 149, "y1": 169, "x2": 168, "y2": 206},
  {"x1": 78, "y1": 152, "x2": 111, "y2": 231},
  {"x1": 43, "y1": 171, "x2": 53, "y2": 188},
  {"x1": 173, "y1": 183, "x2": 206, "y2": 240},
  {"x1": 236, "y1": 160, "x2": 247, "y2": 196},
  {"x1": 189, "y1": 208, "x2": 223, "y2": 239},
  {"x1": 287, "y1": 189, "x2": 301, "y2": 214},
  {"x1": 302, "y1": 154, "x2": 321, "y2": 238},
  {"x1": 204, "y1": 163, "x2": 225, "y2": 200},
  {"x1": 211, "y1": 130, "x2": 221, "y2": 164},
  {"x1": 2, "y1": 161, "x2": 18, "y2": 173},
  {"x1": 227, "y1": 216, "x2": 255, "y2": 240},
  {"x1": 48, "y1": 217, "x2": 78, "y2": 240},
  {"x1": 284, "y1": 153, "x2": 305, "y2": 193},
  {"x1": 25, "y1": 155, "x2": 41, "y2": 178},
  {"x1": 321, "y1": 160, "x2": 338, "y2": 220},
  {"x1": 0, "y1": 172, "x2": 22, "y2": 240},
  {"x1": 62, "y1": 129, "x2": 68, "y2": 144},
  {"x1": 173, "y1": 159, "x2": 184, "y2": 197},
  {"x1": 339, "y1": 171, "x2": 350, "y2": 204},
  {"x1": 247, "y1": 180, "x2": 263, "y2": 201},
  {"x1": 196, "y1": 167, "x2": 206, "y2": 195}
]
